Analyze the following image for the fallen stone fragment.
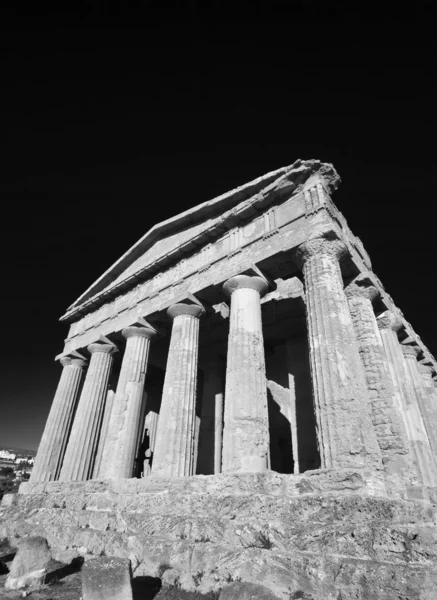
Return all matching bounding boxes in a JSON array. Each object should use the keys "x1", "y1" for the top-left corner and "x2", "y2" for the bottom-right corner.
[
  {"x1": 161, "y1": 567, "x2": 181, "y2": 587},
  {"x1": 5, "y1": 536, "x2": 51, "y2": 590},
  {"x1": 82, "y1": 556, "x2": 133, "y2": 600},
  {"x1": 219, "y1": 581, "x2": 281, "y2": 600}
]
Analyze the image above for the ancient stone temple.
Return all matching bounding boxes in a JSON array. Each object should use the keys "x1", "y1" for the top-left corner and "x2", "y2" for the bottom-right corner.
[{"x1": 2, "y1": 159, "x2": 437, "y2": 599}]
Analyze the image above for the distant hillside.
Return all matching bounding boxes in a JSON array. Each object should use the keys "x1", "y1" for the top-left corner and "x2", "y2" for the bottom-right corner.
[{"x1": 0, "y1": 446, "x2": 37, "y2": 457}]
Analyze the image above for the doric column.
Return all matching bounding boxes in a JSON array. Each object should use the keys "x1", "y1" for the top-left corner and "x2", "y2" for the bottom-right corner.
[
  {"x1": 377, "y1": 310, "x2": 435, "y2": 486},
  {"x1": 417, "y1": 365, "x2": 437, "y2": 458},
  {"x1": 401, "y1": 344, "x2": 437, "y2": 486},
  {"x1": 30, "y1": 353, "x2": 87, "y2": 482},
  {"x1": 98, "y1": 323, "x2": 157, "y2": 479},
  {"x1": 221, "y1": 274, "x2": 270, "y2": 473},
  {"x1": 59, "y1": 340, "x2": 117, "y2": 481},
  {"x1": 345, "y1": 274, "x2": 410, "y2": 477},
  {"x1": 295, "y1": 237, "x2": 382, "y2": 471},
  {"x1": 152, "y1": 303, "x2": 205, "y2": 477},
  {"x1": 92, "y1": 389, "x2": 115, "y2": 478}
]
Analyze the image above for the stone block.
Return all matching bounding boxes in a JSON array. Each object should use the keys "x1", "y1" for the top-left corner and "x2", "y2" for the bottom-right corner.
[
  {"x1": 1, "y1": 493, "x2": 17, "y2": 507},
  {"x1": 219, "y1": 581, "x2": 281, "y2": 600},
  {"x1": 161, "y1": 567, "x2": 181, "y2": 587},
  {"x1": 5, "y1": 536, "x2": 51, "y2": 590},
  {"x1": 82, "y1": 556, "x2": 133, "y2": 600}
]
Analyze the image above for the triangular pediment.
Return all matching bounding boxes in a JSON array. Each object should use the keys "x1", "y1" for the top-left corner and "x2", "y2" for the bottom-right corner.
[{"x1": 61, "y1": 159, "x2": 339, "y2": 322}]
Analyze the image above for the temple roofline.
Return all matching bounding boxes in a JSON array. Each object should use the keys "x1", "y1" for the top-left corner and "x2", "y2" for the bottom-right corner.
[{"x1": 61, "y1": 159, "x2": 340, "y2": 321}]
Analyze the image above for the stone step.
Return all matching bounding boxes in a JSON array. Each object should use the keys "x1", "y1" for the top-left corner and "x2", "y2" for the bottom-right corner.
[
  {"x1": 2, "y1": 502, "x2": 437, "y2": 569},
  {"x1": 17, "y1": 467, "x2": 381, "y2": 500},
  {"x1": 6, "y1": 488, "x2": 437, "y2": 527}
]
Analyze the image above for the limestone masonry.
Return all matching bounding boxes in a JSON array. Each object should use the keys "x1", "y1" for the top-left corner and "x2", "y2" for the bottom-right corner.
[{"x1": 2, "y1": 159, "x2": 437, "y2": 599}]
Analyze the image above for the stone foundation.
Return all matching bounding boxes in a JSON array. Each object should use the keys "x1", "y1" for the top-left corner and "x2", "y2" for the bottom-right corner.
[{"x1": 2, "y1": 471, "x2": 437, "y2": 599}]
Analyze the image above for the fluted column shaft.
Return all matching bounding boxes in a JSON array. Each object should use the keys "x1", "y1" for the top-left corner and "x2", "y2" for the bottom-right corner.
[
  {"x1": 30, "y1": 355, "x2": 87, "y2": 482},
  {"x1": 152, "y1": 303, "x2": 204, "y2": 477},
  {"x1": 419, "y1": 366, "x2": 437, "y2": 458},
  {"x1": 296, "y1": 238, "x2": 382, "y2": 471},
  {"x1": 222, "y1": 275, "x2": 270, "y2": 473},
  {"x1": 99, "y1": 325, "x2": 157, "y2": 479},
  {"x1": 378, "y1": 311, "x2": 435, "y2": 487},
  {"x1": 346, "y1": 276, "x2": 409, "y2": 477},
  {"x1": 59, "y1": 342, "x2": 117, "y2": 481},
  {"x1": 401, "y1": 346, "x2": 437, "y2": 486}
]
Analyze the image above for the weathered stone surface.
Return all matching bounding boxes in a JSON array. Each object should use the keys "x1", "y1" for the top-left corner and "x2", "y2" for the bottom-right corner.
[
  {"x1": 418, "y1": 365, "x2": 437, "y2": 458},
  {"x1": 2, "y1": 474, "x2": 437, "y2": 598},
  {"x1": 30, "y1": 353, "x2": 87, "y2": 482},
  {"x1": 219, "y1": 581, "x2": 281, "y2": 600},
  {"x1": 60, "y1": 339, "x2": 117, "y2": 482},
  {"x1": 377, "y1": 311, "x2": 428, "y2": 486},
  {"x1": 346, "y1": 275, "x2": 410, "y2": 484},
  {"x1": 222, "y1": 275, "x2": 270, "y2": 473},
  {"x1": 153, "y1": 303, "x2": 204, "y2": 477},
  {"x1": 99, "y1": 322, "x2": 157, "y2": 479},
  {"x1": 161, "y1": 567, "x2": 181, "y2": 587},
  {"x1": 5, "y1": 536, "x2": 51, "y2": 590},
  {"x1": 93, "y1": 388, "x2": 115, "y2": 477},
  {"x1": 261, "y1": 276, "x2": 304, "y2": 303},
  {"x1": 82, "y1": 556, "x2": 133, "y2": 600},
  {"x1": 296, "y1": 236, "x2": 383, "y2": 473},
  {"x1": 400, "y1": 344, "x2": 437, "y2": 487}
]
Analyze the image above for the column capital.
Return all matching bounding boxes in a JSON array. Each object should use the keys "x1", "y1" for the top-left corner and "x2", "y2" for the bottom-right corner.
[
  {"x1": 223, "y1": 274, "x2": 268, "y2": 298},
  {"x1": 122, "y1": 324, "x2": 158, "y2": 341},
  {"x1": 377, "y1": 310, "x2": 403, "y2": 332},
  {"x1": 345, "y1": 272, "x2": 379, "y2": 302},
  {"x1": 295, "y1": 236, "x2": 347, "y2": 267},
  {"x1": 87, "y1": 340, "x2": 118, "y2": 356},
  {"x1": 167, "y1": 303, "x2": 205, "y2": 320},
  {"x1": 59, "y1": 352, "x2": 87, "y2": 369},
  {"x1": 401, "y1": 344, "x2": 419, "y2": 358}
]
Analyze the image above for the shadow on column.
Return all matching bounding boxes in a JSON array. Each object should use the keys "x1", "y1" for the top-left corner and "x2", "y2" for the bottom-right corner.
[
  {"x1": 134, "y1": 365, "x2": 165, "y2": 478},
  {"x1": 291, "y1": 336, "x2": 321, "y2": 473},
  {"x1": 267, "y1": 388, "x2": 294, "y2": 474}
]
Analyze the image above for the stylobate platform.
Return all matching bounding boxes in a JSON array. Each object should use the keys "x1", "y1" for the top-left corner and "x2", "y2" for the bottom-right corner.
[{"x1": 2, "y1": 470, "x2": 437, "y2": 599}]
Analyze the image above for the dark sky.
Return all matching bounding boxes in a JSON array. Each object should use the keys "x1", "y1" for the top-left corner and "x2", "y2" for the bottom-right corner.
[{"x1": 0, "y1": 1, "x2": 435, "y2": 450}]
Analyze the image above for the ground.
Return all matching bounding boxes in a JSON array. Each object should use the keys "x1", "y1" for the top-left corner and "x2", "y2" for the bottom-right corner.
[{"x1": 0, "y1": 541, "x2": 219, "y2": 600}]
